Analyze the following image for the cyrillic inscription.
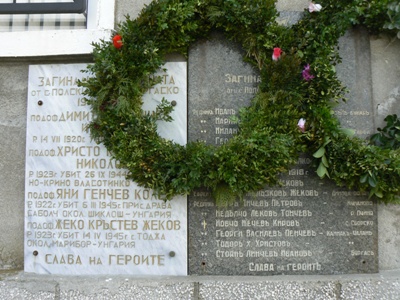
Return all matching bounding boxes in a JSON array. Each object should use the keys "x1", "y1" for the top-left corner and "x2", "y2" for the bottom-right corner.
[
  {"x1": 188, "y1": 33, "x2": 377, "y2": 276},
  {"x1": 25, "y1": 63, "x2": 188, "y2": 275}
]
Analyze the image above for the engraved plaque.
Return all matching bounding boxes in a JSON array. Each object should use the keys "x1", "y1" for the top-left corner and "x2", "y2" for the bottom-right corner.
[
  {"x1": 25, "y1": 63, "x2": 187, "y2": 275},
  {"x1": 188, "y1": 33, "x2": 378, "y2": 275}
]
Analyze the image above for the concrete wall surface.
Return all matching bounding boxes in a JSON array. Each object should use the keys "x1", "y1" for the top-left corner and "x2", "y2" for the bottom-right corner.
[
  {"x1": 0, "y1": 0, "x2": 399, "y2": 299},
  {"x1": 371, "y1": 35, "x2": 400, "y2": 271},
  {"x1": 0, "y1": 63, "x2": 27, "y2": 270},
  {"x1": 0, "y1": 270, "x2": 399, "y2": 300}
]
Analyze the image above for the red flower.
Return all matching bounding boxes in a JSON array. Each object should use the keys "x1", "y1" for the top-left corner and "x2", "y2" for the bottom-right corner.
[
  {"x1": 272, "y1": 47, "x2": 282, "y2": 61},
  {"x1": 113, "y1": 35, "x2": 123, "y2": 49}
]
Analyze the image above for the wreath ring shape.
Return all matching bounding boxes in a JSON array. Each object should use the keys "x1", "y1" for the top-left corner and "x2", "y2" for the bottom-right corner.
[{"x1": 81, "y1": 0, "x2": 400, "y2": 205}]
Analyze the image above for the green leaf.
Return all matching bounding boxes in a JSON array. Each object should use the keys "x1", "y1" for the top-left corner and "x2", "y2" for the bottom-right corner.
[
  {"x1": 360, "y1": 173, "x2": 368, "y2": 184},
  {"x1": 340, "y1": 128, "x2": 355, "y2": 136},
  {"x1": 368, "y1": 175, "x2": 377, "y2": 188},
  {"x1": 316, "y1": 162, "x2": 328, "y2": 178},
  {"x1": 321, "y1": 155, "x2": 329, "y2": 167},
  {"x1": 313, "y1": 147, "x2": 325, "y2": 158},
  {"x1": 322, "y1": 138, "x2": 332, "y2": 147},
  {"x1": 297, "y1": 50, "x2": 304, "y2": 58}
]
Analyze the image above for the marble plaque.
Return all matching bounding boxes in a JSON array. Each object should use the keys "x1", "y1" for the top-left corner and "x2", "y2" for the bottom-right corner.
[
  {"x1": 25, "y1": 63, "x2": 187, "y2": 275},
  {"x1": 188, "y1": 33, "x2": 378, "y2": 275}
]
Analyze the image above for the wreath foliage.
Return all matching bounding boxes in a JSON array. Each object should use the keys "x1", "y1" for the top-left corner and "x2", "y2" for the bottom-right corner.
[{"x1": 80, "y1": 0, "x2": 400, "y2": 205}]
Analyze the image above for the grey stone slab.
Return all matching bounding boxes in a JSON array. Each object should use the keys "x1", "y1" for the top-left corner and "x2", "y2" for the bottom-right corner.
[
  {"x1": 335, "y1": 27, "x2": 375, "y2": 139},
  {"x1": 0, "y1": 63, "x2": 28, "y2": 128},
  {"x1": 115, "y1": 0, "x2": 153, "y2": 24},
  {"x1": 378, "y1": 204, "x2": 400, "y2": 270},
  {"x1": 2, "y1": 271, "x2": 400, "y2": 300},
  {"x1": 0, "y1": 276, "x2": 56, "y2": 300},
  {"x1": 199, "y1": 280, "x2": 339, "y2": 300},
  {"x1": 276, "y1": 0, "x2": 309, "y2": 12},
  {"x1": 370, "y1": 34, "x2": 400, "y2": 129},
  {"x1": 0, "y1": 63, "x2": 27, "y2": 270},
  {"x1": 188, "y1": 31, "x2": 259, "y2": 145},
  {"x1": 59, "y1": 281, "x2": 194, "y2": 300},
  {"x1": 0, "y1": 273, "x2": 196, "y2": 300},
  {"x1": 340, "y1": 277, "x2": 400, "y2": 300},
  {"x1": 0, "y1": 125, "x2": 26, "y2": 270},
  {"x1": 277, "y1": 11, "x2": 304, "y2": 26},
  {"x1": 188, "y1": 33, "x2": 378, "y2": 276}
]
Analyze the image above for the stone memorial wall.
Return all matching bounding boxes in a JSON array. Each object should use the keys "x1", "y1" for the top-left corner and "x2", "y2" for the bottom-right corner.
[
  {"x1": 188, "y1": 33, "x2": 378, "y2": 276},
  {"x1": 24, "y1": 32, "x2": 379, "y2": 277},
  {"x1": 25, "y1": 63, "x2": 188, "y2": 275},
  {"x1": 0, "y1": 0, "x2": 398, "y2": 297}
]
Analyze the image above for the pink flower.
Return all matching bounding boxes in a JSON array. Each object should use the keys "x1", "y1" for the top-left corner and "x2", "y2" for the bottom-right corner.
[
  {"x1": 308, "y1": 3, "x2": 322, "y2": 12},
  {"x1": 298, "y1": 118, "x2": 306, "y2": 132},
  {"x1": 302, "y1": 64, "x2": 315, "y2": 81},
  {"x1": 272, "y1": 47, "x2": 282, "y2": 61},
  {"x1": 112, "y1": 35, "x2": 123, "y2": 49}
]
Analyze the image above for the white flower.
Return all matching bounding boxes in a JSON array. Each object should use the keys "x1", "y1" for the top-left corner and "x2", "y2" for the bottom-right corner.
[
  {"x1": 298, "y1": 118, "x2": 306, "y2": 132},
  {"x1": 308, "y1": 3, "x2": 322, "y2": 13}
]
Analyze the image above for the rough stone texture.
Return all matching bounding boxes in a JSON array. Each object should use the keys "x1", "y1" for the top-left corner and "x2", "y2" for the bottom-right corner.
[
  {"x1": 276, "y1": 0, "x2": 309, "y2": 12},
  {"x1": 115, "y1": 0, "x2": 153, "y2": 24},
  {"x1": 115, "y1": 0, "x2": 309, "y2": 23},
  {"x1": 378, "y1": 204, "x2": 400, "y2": 270},
  {"x1": 0, "y1": 63, "x2": 28, "y2": 270},
  {"x1": 0, "y1": 64, "x2": 28, "y2": 128},
  {"x1": 370, "y1": 35, "x2": 400, "y2": 271},
  {"x1": 336, "y1": 27, "x2": 375, "y2": 139},
  {"x1": 340, "y1": 271, "x2": 400, "y2": 300},
  {"x1": 370, "y1": 35, "x2": 400, "y2": 128},
  {"x1": 1, "y1": 271, "x2": 400, "y2": 299},
  {"x1": 198, "y1": 280, "x2": 339, "y2": 300},
  {"x1": 115, "y1": 0, "x2": 308, "y2": 28},
  {"x1": 277, "y1": 11, "x2": 304, "y2": 26}
]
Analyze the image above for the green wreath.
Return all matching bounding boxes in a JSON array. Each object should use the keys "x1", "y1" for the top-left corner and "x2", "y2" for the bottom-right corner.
[{"x1": 80, "y1": 0, "x2": 400, "y2": 205}]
